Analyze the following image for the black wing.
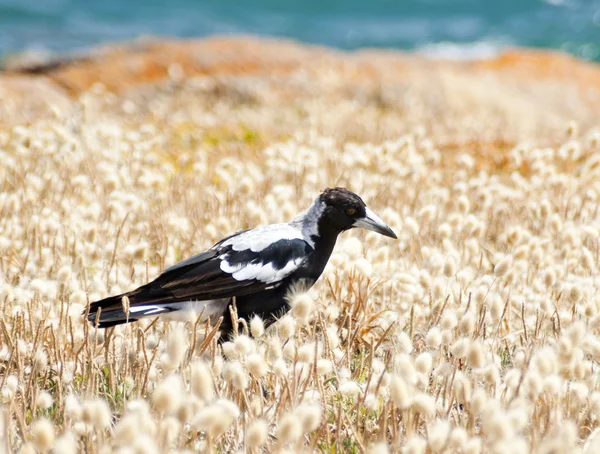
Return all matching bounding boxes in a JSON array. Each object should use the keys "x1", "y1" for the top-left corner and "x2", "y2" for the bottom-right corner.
[{"x1": 88, "y1": 227, "x2": 313, "y2": 319}]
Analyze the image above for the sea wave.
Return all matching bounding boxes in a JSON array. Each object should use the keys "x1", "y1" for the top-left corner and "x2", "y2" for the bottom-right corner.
[{"x1": 416, "y1": 40, "x2": 511, "y2": 61}]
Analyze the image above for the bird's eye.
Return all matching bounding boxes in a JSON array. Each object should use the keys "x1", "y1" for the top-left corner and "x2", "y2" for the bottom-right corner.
[{"x1": 346, "y1": 208, "x2": 356, "y2": 216}]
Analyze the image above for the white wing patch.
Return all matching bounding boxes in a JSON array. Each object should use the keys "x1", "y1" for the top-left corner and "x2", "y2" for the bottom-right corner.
[
  {"x1": 220, "y1": 224, "x2": 304, "y2": 252},
  {"x1": 128, "y1": 305, "x2": 167, "y2": 315},
  {"x1": 220, "y1": 256, "x2": 304, "y2": 284}
]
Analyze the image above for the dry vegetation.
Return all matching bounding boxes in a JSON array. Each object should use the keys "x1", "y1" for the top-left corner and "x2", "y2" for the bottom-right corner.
[{"x1": 2, "y1": 62, "x2": 600, "y2": 454}]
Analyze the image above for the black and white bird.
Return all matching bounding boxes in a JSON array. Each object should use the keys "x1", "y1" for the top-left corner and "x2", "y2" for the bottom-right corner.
[{"x1": 87, "y1": 187, "x2": 397, "y2": 335}]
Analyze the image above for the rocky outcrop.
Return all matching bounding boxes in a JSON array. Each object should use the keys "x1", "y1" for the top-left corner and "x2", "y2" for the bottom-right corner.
[{"x1": 1, "y1": 36, "x2": 599, "y2": 146}]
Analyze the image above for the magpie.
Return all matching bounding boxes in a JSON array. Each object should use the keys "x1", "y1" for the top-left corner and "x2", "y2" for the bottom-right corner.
[{"x1": 87, "y1": 187, "x2": 397, "y2": 335}]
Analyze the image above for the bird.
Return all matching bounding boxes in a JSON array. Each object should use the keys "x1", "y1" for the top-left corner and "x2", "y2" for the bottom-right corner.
[{"x1": 87, "y1": 187, "x2": 397, "y2": 335}]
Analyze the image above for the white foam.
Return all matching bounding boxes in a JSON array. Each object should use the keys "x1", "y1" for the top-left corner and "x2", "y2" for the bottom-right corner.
[{"x1": 417, "y1": 40, "x2": 510, "y2": 61}]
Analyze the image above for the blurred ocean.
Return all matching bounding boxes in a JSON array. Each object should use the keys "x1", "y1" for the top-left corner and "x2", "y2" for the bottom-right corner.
[{"x1": 0, "y1": 0, "x2": 599, "y2": 60}]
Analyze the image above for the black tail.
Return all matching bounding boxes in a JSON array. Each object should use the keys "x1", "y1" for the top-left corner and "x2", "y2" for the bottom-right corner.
[
  {"x1": 86, "y1": 293, "x2": 141, "y2": 328},
  {"x1": 86, "y1": 289, "x2": 186, "y2": 328}
]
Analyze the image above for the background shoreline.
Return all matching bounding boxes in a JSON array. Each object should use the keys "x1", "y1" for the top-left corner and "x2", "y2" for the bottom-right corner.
[{"x1": 1, "y1": 35, "x2": 599, "y2": 148}]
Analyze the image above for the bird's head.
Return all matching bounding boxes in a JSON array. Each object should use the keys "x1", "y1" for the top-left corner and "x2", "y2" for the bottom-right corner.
[{"x1": 319, "y1": 187, "x2": 397, "y2": 239}]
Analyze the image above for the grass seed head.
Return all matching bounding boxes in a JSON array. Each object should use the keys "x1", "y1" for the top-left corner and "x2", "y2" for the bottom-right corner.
[
  {"x1": 37, "y1": 391, "x2": 53, "y2": 410},
  {"x1": 17, "y1": 443, "x2": 36, "y2": 454},
  {"x1": 247, "y1": 419, "x2": 268, "y2": 449},
  {"x1": 152, "y1": 375, "x2": 183, "y2": 414},
  {"x1": 276, "y1": 413, "x2": 302, "y2": 444},
  {"x1": 415, "y1": 352, "x2": 433, "y2": 374},
  {"x1": 339, "y1": 381, "x2": 362, "y2": 398},
  {"x1": 428, "y1": 420, "x2": 451, "y2": 453},
  {"x1": 459, "y1": 312, "x2": 476, "y2": 336},
  {"x1": 278, "y1": 315, "x2": 296, "y2": 339},
  {"x1": 246, "y1": 353, "x2": 268, "y2": 378},
  {"x1": 81, "y1": 398, "x2": 112, "y2": 431},
  {"x1": 426, "y1": 327, "x2": 442, "y2": 349},
  {"x1": 290, "y1": 292, "x2": 315, "y2": 319},
  {"x1": 494, "y1": 255, "x2": 513, "y2": 278},
  {"x1": 466, "y1": 341, "x2": 486, "y2": 369},
  {"x1": 464, "y1": 437, "x2": 482, "y2": 454},
  {"x1": 411, "y1": 393, "x2": 436, "y2": 417},
  {"x1": 53, "y1": 432, "x2": 78, "y2": 454},
  {"x1": 223, "y1": 361, "x2": 248, "y2": 390},
  {"x1": 389, "y1": 375, "x2": 412, "y2": 409},
  {"x1": 295, "y1": 403, "x2": 322, "y2": 433},
  {"x1": 190, "y1": 360, "x2": 214, "y2": 401},
  {"x1": 443, "y1": 257, "x2": 457, "y2": 278},
  {"x1": 402, "y1": 436, "x2": 427, "y2": 454},
  {"x1": 250, "y1": 315, "x2": 265, "y2": 337},
  {"x1": 57, "y1": 265, "x2": 72, "y2": 283},
  {"x1": 166, "y1": 328, "x2": 188, "y2": 368},
  {"x1": 31, "y1": 418, "x2": 55, "y2": 452}
]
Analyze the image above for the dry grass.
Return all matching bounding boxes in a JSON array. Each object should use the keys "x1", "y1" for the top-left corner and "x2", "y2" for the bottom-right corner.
[{"x1": 1, "y1": 80, "x2": 600, "y2": 454}]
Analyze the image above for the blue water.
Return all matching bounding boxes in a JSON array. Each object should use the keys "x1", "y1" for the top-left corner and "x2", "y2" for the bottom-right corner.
[{"x1": 0, "y1": 0, "x2": 599, "y2": 60}]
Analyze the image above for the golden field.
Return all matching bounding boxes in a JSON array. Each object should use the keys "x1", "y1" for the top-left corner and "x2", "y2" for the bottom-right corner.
[{"x1": 1, "y1": 37, "x2": 600, "y2": 453}]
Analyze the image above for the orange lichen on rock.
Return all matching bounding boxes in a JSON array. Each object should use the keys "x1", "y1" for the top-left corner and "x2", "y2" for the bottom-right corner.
[{"x1": 1, "y1": 36, "x2": 599, "y2": 147}]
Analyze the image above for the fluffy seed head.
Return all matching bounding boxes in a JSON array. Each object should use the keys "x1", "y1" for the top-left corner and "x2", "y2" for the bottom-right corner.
[
  {"x1": 459, "y1": 312, "x2": 476, "y2": 336},
  {"x1": 190, "y1": 360, "x2": 213, "y2": 401},
  {"x1": 31, "y1": 418, "x2": 55, "y2": 452},
  {"x1": 339, "y1": 381, "x2": 362, "y2": 398},
  {"x1": 57, "y1": 265, "x2": 72, "y2": 283},
  {"x1": 250, "y1": 315, "x2": 265, "y2": 337},
  {"x1": 389, "y1": 375, "x2": 412, "y2": 409},
  {"x1": 464, "y1": 437, "x2": 482, "y2": 454},
  {"x1": 415, "y1": 352, "x2": 433, "y2": 374},
  {"x1": 402, "y1": 436, "x2": 427, "y2": 454},
  {"x1": 6, "y1": 375, "x2": 18, "y2": 393},
  {"x1": 37, "y1": 391, "x2": 53, "y2": 410},
  {"x1": 233, "y1": 335, "x2": 254, "y2": 355},
  {"x1": 278, "y1": 315, "x2": 296, "y2": 339},
  {"x1": 81, "y1": 398, "x2": 111, "y2": 430},
  {"x1": 368, "y1": 441, "x2": 389, "y2": 454},
  {"x1": 64, "y1": 394, "x2": 82, "y2": 420},
  {"x1": 394, "y1": 354, "x2": 417, "y2": 384},
  {"x1": 247, "y1": 419, "x2": 268, "y2": 448},
  {"x1": 582, "y1": 247, "x2": 594, "y2": 271},
  {"x1": 440, "y1": 310, "x2": 458, "y2": 330},
  {"x1": 494, "y1": 255, "x2": 513, "y2": 278},
  {"x1": 246, "y1": 353, "x2": 268, "y2": 378},
  {"x1": 428, "y1": 420, "x2": 451, "y2": 453},
  {"x1": 223, "y1": 361, "x2": 248, "y2": 390},
  {"x1": 152, "y1": 375, "x2": 183, "y2": 414},
  {"x1": 467, "y1": 341, "x2": 486, "y2": 368},
  {"x1": 166, "y1": 328, "x2": 187, "y2": 368},
  {"x1": 396, "y1": 332, "x2": 413, "y2": 354},
  {"x1": 191, "y1": 401, "x2": 237, "y2": 439},
  {"x1": 295, "y1": 403, "x2": 322, "y2": 433},
  {"x1": 443, "y1": 257, "x2": 457, "y2": 277},
  {"x1": 290, "y1": 292, "x2": 315, "y2": 319},
  {"x1": 34, "y1": 350, "x2": 48, "y2": 371},
  {"x1": 426, "y1": 327, "x2": 442, "y2": 349},
  {"x1": 411, "y1": 393, "x2": 436, "y2": 417},
  {"x1": 53, "y1": 432, "x2": 77, "y2": 454},
  {"x1": 449, "y1": 427, "x2": 468, "y2": 449},
  {"x1": 277, "y1": 412, "x2": 302, "y2": 444},
  {"x1": 317, "y1": 359, "x2": 333, "y2": 375}
]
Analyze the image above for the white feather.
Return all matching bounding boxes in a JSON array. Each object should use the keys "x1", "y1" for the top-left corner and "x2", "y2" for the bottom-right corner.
[
  {"x1": 289, "y1": 199, "x2": 324, "y2": 246},
  {"x1": 221, "y1": 224, "x2": 305, "y2": 252},
  {"x1": 160, "y1": 299, "x2": 229, "y2": 323},
  {"x1": 220, "y1": 257, "x2": 304, "y2": 284},
  {"x1": 128, "y1": 305, "x2": 165, "y2": 314}
]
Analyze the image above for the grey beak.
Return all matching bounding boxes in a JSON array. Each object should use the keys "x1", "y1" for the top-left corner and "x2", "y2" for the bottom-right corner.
[{"x1": 353, "y1": 207, "x2": 398, "y2": 239}]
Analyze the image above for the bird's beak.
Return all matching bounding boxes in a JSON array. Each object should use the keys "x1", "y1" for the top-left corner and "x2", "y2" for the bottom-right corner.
[{"x1": 353, "y1": 207, "x2": 398, "y2": 239}]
